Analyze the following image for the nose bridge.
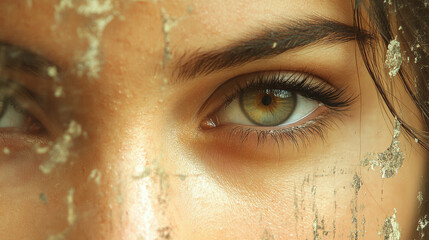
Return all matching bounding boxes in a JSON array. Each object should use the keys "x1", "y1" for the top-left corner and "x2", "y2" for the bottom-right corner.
[
  {"x1": 67, "y1": 138, "x2": 126, "y2": 239},
  {"x1": 62, "y1": 117, "x2": 168, "y2": 240},
  {"x1": 71, "y1": 169, "x2": 162, "y2": 240},
  {"x1": 45, "y1": 2, "x2": 173, "y2": 237}
]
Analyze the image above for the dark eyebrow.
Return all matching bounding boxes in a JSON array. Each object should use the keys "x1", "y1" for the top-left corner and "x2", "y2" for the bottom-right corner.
[
  {"x1": 174, "y1": 17, "x2": 372, "y2": 82},
  {"x1": 0, "y1": 42, "x2": 60, "y2": 78}
]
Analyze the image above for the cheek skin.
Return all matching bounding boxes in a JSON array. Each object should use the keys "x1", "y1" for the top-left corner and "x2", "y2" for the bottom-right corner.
[
  {"x1": 165, "y1": 158, "x2": 364, "y2": 239},
  {"x1": 0, "y1": 156, "x2": 70, "y2": 239},
  {"x1": 169, "y1": 103, "x2": 364, "y2": 239}
]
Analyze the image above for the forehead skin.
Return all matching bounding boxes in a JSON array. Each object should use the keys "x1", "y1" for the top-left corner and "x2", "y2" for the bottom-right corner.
[
  {"x1": 165, "y1": 0, "x2": 353, "y2": 49},
  {"x1": 0, "y1": 0, "x2": 426, "y2": 240},
  {"x1": 0, "y1": 0, "x2": 353, "y2": 70}
]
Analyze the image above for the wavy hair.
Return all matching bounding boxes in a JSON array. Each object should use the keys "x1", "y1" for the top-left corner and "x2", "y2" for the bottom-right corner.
[{"x1": 353, "y1": 0, "x2": 429, "y2": 237}]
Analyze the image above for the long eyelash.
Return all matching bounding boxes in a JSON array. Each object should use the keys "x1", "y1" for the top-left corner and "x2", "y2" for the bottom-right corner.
[
  {"x1": 218, "y1": 73, "x2": 355, "y2": 149},
  {"x1": 223, "y1": 72, "x2": 356, "y2": 111}
]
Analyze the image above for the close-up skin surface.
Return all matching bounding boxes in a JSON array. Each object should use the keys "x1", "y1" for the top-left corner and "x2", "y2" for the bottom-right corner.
[{"x1": 0, "y1": 0, "x2": 428, "y2": 240}]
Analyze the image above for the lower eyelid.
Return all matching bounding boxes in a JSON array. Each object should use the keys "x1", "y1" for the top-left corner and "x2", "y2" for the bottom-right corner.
[
  {"x1": 0, "y1": 130, "x2": 49, "y2": 152},
  {"x1": 214, "y1": 95, "x2": 323, "y2": 128},
  {"x1": 201, "y1": 103, "x2": 331, "y2": 137},
  {"x1": 198, "y1": 108, "x2": 343, "y2": 154},
  {"x1": 222, "y1": 105, "x2": 330, "y2": 130}
]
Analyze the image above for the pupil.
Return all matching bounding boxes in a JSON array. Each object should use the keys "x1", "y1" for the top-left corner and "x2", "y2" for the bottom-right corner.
[{"x1": 261, "y1": 94, "x2": 272, "y2": 106}]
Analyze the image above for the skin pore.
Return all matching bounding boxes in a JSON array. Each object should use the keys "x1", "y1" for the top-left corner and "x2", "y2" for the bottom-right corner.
[{"x1": 0, "y1": 0, "x2": 427, "y2": 239}]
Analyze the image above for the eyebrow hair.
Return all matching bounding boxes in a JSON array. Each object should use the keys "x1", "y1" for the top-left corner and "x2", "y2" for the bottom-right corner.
[
  {"x1": 0, "y1": 42, "x2": 59, "y2": 78},
  {"x1": 174, "y1": 17, "x2": 373, "y2": 82}
]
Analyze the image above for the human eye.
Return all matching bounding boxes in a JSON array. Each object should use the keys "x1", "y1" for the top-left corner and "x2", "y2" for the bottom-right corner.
[
  {"x1": 0, "y1": 80, "x2": 43, "y2": 133},
  {"x1": 199, "y1": 72, "x2": 355, "y2": 148},
  {"x1": 0, "y1": 77, "x2": 52, "y2": 154}
]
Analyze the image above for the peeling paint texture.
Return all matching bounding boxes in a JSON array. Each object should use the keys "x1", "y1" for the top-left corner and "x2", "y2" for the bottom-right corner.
[
  {"x1": 260, "y1": 229, "x2": 275, "y2": 240},
  {"x1": 380, "y1": 209, "x2": 401, "y2": 240},
  {"x1": 88, "y1": 169, "x2": 102, "y2": 185},
  {"x1": 39, "y1": 121, "x2": 82, "y2": 174},
  {"x1": 46, "y1": 188, "x2": 76, "y2": 239},
  {"x1": 77, "y1": 0, "x2": 113, "y2": 16},
  {"x1": 55, "y1": 0, "x2": 116, "y2": 79},
  {"x1": 67, "y1": 188, "x2": 76, "y2": 226},
  {"x1": 385, "y1": 36, "x2": 403, "y2": 78},
  {"x1": 35, "y1": 143, "x2": 50, "y2": 154},
  {"x1": 133, "y1": 166, "x2": 151, "y2": 179},
  {"x1": 76, "y1": 13, "x2": 115, "y2": 78},
  {"x1": 418, "y1": 191, "x2": 423, "y2": 207},
  {"x1": 161, "y1": 8, "x2": 177, "y2": 66},
  {"x1": 362, "y1": 118, "x2": 404, "y2": 178},
  {"x1": 350, "y1": 173, "x2": 363, "y2": 239},
  {"x1": 417, "y1": 215, "x2": 429, "y2": 239},
  {"x1": 47, "y1": 233, "x2": 66, "y2": 240},
  {"x1": 3, "y1": 147, "x2": 10, "y2": 155},
  {"x1": 54, "y1": 0, "x2": 74, "y2": 22},
  {"x1": 157, "y1": 226, "x2": 172, "y2": 240}
]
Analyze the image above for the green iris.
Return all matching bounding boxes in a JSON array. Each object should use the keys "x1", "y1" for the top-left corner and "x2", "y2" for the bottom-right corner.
[{"x1": 239, "y1": 89, "x2": 296, "y2": 126}]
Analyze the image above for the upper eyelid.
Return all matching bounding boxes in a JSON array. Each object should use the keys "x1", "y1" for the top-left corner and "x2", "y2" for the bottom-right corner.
[
  {"x1": 197, "y1": 72, "x2": 307, "y2": 116},
  {"x1": 199, "y1": 72, "x2": 340, "y2": 113}
]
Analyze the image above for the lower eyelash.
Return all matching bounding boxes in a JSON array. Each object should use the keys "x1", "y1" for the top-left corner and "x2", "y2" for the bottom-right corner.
[{"x1": 227, "y1": 110, "x2": 346, "y2": 150}]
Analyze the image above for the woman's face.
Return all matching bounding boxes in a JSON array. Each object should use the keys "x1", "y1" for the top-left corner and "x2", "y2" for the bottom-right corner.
[{"x1": 0, "y1": 0, "x2": 427, "y2": 239}]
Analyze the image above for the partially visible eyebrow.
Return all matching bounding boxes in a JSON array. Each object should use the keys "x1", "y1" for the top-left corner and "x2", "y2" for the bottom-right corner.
[
  {"x1": 0, "y1": 42, "x2": 60, "y2": 78},
  {"x1": 174, "y1": 17, "x2": 372, "y2": 82}
]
